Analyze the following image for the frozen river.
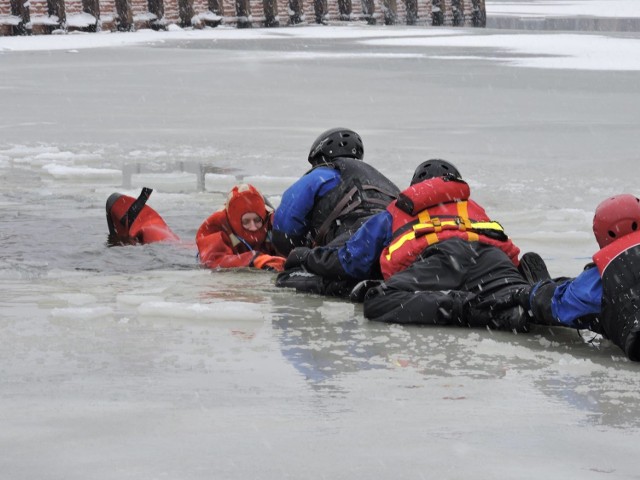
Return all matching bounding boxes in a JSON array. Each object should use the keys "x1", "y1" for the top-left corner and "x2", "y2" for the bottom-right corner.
[{"x1": 2, "y1": 2, "x2": 640, "y2": 478}]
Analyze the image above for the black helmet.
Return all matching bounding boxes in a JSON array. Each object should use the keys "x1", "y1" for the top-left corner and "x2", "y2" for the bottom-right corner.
[
  {"x1": 308, "y1": 128, "x2": 364, "y2": 166},
  {"x1": 410, "y1": 159, "x2": 461, "y2": 185}
]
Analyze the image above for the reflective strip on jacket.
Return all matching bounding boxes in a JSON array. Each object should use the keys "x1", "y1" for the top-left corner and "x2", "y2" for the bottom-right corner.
[{"x1": 379, "y1": 176, "x2": 520, "y2": 279}]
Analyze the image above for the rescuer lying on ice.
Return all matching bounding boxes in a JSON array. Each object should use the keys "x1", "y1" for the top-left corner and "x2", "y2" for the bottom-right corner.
[
  {"x1": 482, "y1": 193, "x2": 640, "y2": 361},
  {"x1": 272, "y1": 127, "x2": 399, "y2": 295},
  {"x1": 105, "y1": 184, "x2": 285, "y2": 272},
  {"x1": 272, "y1": 127, "x2": 400, "y2": 255},
  {"x1": 282, "y1": 159, "x2": 534, "y2": 331}
]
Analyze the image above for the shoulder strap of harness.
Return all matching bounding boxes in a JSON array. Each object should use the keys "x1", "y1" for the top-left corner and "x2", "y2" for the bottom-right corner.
[
  {"x1": 386, "y1": 201, "x2": 507, "y2": 259},
  {"x1": 314, "y1": 185, "x2": 361, "y2": 245},
  {"x1": 361, "y1": 184, "x2": 400, "y2": 206},
  {"x1": 314, "y1": 178, "x2": 397, "y2": 245}
]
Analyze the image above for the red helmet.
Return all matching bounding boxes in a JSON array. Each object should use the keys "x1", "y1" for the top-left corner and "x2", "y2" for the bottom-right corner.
[
  {"x1": 225, "y1": 184, "x2": 268, "y2": 248},
  {"x1": 592, "y1": 194, "x2": 640, "y2": 248}
]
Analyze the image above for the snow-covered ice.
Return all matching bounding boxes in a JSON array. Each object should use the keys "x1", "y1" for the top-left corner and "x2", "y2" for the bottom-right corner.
[{"x1": 488, "y1": 0, "x2": 640, "y2": 18}]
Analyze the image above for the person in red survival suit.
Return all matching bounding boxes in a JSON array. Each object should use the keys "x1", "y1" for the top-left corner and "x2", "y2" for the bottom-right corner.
[
  {"x1": 195, "y1": 184, "x2": 286, "y2": 271},
  {"x1": 106, "y1": 187, "x2": 181, "y2": 245},
  {"x1": 484, "y1": 193, "x2": 640, "y2": 361},
  {"x1": 106, "y1": 185, "x2": 285, "y2": 272}
]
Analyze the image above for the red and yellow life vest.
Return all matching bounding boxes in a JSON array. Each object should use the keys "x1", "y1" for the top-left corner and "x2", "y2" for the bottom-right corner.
[
  {"x1": 593, "y1": 230, "x2": 640, "y2": 275},
  {"x1": 591, "y1": 230, "x2": 640, "y2": 361},
  {"x1": 379, "y1": 177, "x2": 520, "y2": 279}
]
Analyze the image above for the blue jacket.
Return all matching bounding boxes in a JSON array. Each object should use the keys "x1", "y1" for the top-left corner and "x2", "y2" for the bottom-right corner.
[
  {"x1": 532, "y1": 266, "x2": 602, "y2": 328},
  {"x1": 337, "y1": 211, "x2": 393, "y2": 279},
  {"x1": 273, "y1": 167, "x2": 341, "y2": 240}
]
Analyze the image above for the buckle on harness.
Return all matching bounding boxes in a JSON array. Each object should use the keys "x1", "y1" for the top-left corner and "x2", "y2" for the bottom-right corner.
[{"x1": 454, "y1": 216, "x2": 469, "y2": 231}]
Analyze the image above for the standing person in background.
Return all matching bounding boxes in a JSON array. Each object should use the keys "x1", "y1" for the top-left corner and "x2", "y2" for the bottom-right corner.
[{"x1": 485, "y1": 193, "x2": 640, "y2": 361}]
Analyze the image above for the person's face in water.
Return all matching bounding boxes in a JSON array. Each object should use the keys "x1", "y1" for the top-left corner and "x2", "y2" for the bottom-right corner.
[{"x1": 241, "y1": 212, "x2": 264, "y2": 232}]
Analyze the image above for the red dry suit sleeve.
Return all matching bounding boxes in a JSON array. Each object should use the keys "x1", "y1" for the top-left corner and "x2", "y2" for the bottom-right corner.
[
  {"x1": 196, "y1": 211, "x2": 225, "y2": 240},
  {"x1": 196, "y1": 231, "x2": 256, "y2": 269}
]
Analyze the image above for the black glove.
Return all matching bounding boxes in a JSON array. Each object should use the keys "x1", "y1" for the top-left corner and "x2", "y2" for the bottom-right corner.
[
  {"x1": 476, "y1": 286, "x2": 531, "y2": 312},
  {"x1": 305, "y1": 248, "x2": 347, "y2": 278},
  {"x1": 349, "y1": 280, "x2": 383, "y2": 303},
  {"x1": 284, "y1": 247, "x2": 311, "y2": 270},
  {"x1": 272, "y1": 231, "x2": 307, "y2": 257}
]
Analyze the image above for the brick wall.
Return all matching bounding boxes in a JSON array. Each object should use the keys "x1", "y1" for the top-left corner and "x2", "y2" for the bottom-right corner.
[
  {"x1": 0, "y1": 0, "x2": 486, "y2": 35},
  {"x1": 100, "y1": 0, "x2": 118, "y2": 25}
]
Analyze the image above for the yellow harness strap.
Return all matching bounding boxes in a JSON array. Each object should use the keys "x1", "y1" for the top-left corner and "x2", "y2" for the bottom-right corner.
[
  {"x1": 457, "y1": 201, "x2": 479, "y2": 242},
  {"x1": 385, "y1": 201, "x2": 503, "y2": 260}
]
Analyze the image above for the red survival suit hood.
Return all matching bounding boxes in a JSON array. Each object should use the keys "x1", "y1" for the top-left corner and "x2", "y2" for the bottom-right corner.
[{"x1": 225, "y1": 184, "x2": 269, "y2": 248}]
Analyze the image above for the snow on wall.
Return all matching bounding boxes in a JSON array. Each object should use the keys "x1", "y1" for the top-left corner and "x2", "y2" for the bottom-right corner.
[{"x1": 0, "y1": 0, "x2": 485, "y2": 34}]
